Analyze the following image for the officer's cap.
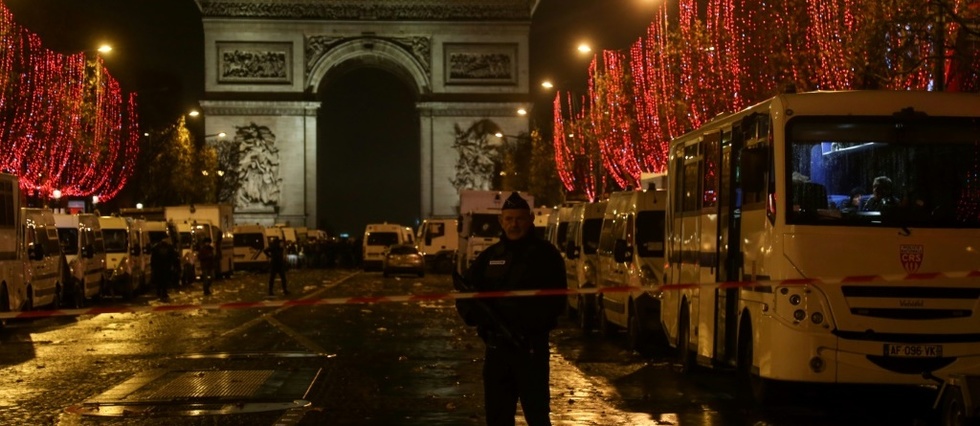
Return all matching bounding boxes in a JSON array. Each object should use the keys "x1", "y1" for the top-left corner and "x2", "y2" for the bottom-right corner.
[{"x1": 501, "y1": 192, "x2": 530, "y2": 211}]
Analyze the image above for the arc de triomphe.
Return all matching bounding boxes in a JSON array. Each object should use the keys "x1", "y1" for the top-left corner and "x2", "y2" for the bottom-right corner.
[{"x1": 195, "y1": 0, "x2": 539, "y2": 231}]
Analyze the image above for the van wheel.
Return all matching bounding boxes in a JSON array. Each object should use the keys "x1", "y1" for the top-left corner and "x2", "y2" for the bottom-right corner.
[
  {"x1": 52, "y1": 283, "x2": 62, "y2": 309},
  {"x1": 69, "y1": 280, "x2": 85, "y2": 309},
  {"x1": 123, "y1": 277, "x2": 135, "y2": 300},
  {"x1": 0, "y1": 284, "x2": 9, "y2": 312},
  {"x1": 22, "y1": 285, "x2": 34, "y2": 311},
  {"x1": 627, "y1": 302, "x2": 652, "y2": 356},
  {"x1": 577, "y1": 295, "x2": 594, "y2": 331},
  {"x1": 597, "y1": 299, "x2": 616, "y2": 338}
]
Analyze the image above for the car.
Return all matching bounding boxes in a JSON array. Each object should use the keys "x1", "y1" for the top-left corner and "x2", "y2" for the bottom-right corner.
[{"x1": 382, "y1": 244, "x2": 425, "y2": 278}]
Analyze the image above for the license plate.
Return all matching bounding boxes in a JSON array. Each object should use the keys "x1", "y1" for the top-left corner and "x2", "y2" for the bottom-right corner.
[{"x1": 883, "y1": 344, "x2": 943, "y2": 358}]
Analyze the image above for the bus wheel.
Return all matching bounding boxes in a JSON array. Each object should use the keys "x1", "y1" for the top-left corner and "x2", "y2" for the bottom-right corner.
[
  {"x1": 737, "y1": 318, "x2": 777, "y2": 404},
  {"x1": 939, "y1": 385, "x2": 975, "y2": 426},
  {"x1": 577, "y1": 295, "x2": 594, "y2": 332},
  {"x1": 676, "y1": 305, "x2": 696, "y2": 373}
]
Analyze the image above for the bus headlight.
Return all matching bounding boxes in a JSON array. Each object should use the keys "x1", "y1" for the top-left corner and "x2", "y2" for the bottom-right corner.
[{"x1": 775, "y1": 285, "x2": 834, "y2": 330}]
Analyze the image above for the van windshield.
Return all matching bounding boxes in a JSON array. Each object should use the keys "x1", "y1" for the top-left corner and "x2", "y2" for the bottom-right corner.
[
  {"x1": 103, "y1": 229, "x2": 128, "y2": 253},
  {"x1": 636, "y1": 211, "x2": 665, "y2": 258},
  {"x1": 234, "y1": 233, "x2": 264, "y2": 249},
  {"x1": 367, "y1": 232, "x2": 399, "y2": 246},
  {"x1": 582, "y1": 218, "x2": 603, "y2": 255},
  {"x1": 470, "y1": 213, "x2": 502, "y2": 238},
  {"x1": 57, "y1": 228, "x2": 79, "y2": 254},
  {"x1": 147, "y1": 231, "x2": 168, "y2": 245}
]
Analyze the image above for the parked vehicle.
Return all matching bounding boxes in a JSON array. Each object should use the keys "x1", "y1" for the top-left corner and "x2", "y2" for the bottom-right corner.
[
  {"x1": 660, "y1": 90, "x2": 980, "y2": 411},
  {"x1": 362, "y1": 223, "x2": 412, "y2": 271},
  {"x1": 0, "y1": 174, "x2": 66, "y2": 312},
  {"x1": 545, "y1": 202, "x2": 579, "y2": 251},
  {"x1": 563, "y1": 200, "x2": 607, "y2": 330},
  {"x1": 98, "y1": 215, "x2": 144, "y2": 299},
  {"x1": 533, "y1": 207, "x2": 553, "y2": 240},
  {"x1": 382, "y1": 244, "x2": 425, "y2": 278},
  {"x1": 165, "y1": 204, "x2": 234, "y2": 280},
  {"x1": 416, "y1": 218, "x2": 457, "y2": 273},
  {"x1": 140, "y1": 220, "x2": 173, "y2": 287},
  {"x1": 232, "y1": 224, "x2": 269, "y2": 270},
  {"x1": 595, "y1": 189, "x2": 667, "y2": 353},
  {"x1": 54, "y1": 213, "x2": 107, "y2": 302},
  {"x1": 456, "y1": 190, "x2": 534, "y2": 274}
]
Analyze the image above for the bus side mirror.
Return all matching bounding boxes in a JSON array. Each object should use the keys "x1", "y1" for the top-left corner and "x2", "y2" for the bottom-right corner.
[
  {"x1": 29, "y1": 242, "x2": 44, "y2": 260},
  {"x1": 613, "y1": 239, "x2": 632, "y2": 263},
  {"x1": 425, "y1": 235, "x2": 432, "y2": 246}
]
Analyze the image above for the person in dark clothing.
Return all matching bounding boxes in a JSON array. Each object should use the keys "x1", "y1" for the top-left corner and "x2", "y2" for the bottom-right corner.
[
  {"x1": 264, "y1": 237, "x2": 289, "y2": 296},
  {"x1": 862, "y1": 176, "x2": 900, "y2": 212},
  {"x1": 197, "y1": 237, "x2": 215, "y2": 296},
  {"x1": 150, "y1": 237, "x2": 178, "y2": 301},
  {"x1": 455, "y1": 192, "x2": 567, "y2": 426}
]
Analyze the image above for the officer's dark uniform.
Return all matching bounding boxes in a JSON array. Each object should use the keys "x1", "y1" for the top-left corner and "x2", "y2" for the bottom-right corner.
[{"x1": 456, "y1": 192, "x2": 566, "y2": 426}]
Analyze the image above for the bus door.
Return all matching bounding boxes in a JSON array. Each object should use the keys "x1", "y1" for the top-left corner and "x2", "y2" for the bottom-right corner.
[{"x1": 714, "y1": 123, "x2": 743, "y2": 367}]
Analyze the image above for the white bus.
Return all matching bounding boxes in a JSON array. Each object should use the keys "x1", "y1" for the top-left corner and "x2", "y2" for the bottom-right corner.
[{"x1": 661, "y1": 90, "x2": 980, "y2": 402}]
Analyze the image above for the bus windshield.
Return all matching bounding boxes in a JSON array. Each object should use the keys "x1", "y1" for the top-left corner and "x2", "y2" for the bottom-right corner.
[{"x1": 786, "y1": 115, "x2": 980, "y2": 228}]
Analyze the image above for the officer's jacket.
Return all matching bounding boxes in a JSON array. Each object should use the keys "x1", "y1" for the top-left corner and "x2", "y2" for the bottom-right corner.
[{"x1": 458, "y1": 233, "x2": 566, "y2": 338}]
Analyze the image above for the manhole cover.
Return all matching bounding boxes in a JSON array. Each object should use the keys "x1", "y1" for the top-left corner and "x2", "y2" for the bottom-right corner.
[{"x1": 67, "y1": 368, "x2": 320, "y2": 417}]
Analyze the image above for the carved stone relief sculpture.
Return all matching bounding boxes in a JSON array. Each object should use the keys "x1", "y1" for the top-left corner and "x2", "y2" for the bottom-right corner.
[
  {"x1": 234, "y1": 123, "x2": 282, "y2": 209},
  {"x1": 305, "y1": 35, "x2": 431, "y2": 79}
]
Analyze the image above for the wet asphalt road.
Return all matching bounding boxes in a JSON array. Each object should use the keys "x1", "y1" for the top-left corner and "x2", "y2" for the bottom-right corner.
[{"x1": 0, "y1": 268, "x2": 941, "y2": 425}]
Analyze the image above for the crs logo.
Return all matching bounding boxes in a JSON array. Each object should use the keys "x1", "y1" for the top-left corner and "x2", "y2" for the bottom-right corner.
[{"x1": 899, "y1": 244, "x2": 924, "y2": 273}]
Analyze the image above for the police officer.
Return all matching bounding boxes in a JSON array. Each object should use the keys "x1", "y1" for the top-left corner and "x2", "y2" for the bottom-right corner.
[
  {"x1": 456, "y1": 192, "x2": 566, "y2": 426},
  {"x1": 151, "y1": 237, "x2": 178, "y2": 301}
]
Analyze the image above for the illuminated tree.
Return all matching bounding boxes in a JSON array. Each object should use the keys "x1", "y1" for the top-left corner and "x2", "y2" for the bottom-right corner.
[{"x1": 0, "y1": 2, "x2": 139, "y2": 203}]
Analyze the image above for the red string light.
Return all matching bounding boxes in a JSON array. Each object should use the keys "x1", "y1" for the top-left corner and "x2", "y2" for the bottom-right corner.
[
  {"x1": 551, "y1": 0, "x2": 979, "y2": 198},
  {"x1": 0, "y1": 1, "x2": 139, "y2": 202}
]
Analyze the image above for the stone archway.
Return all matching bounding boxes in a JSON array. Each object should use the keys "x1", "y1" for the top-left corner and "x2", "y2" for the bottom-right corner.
[{"x1": 197, "y1": 1, "x2": 537, "y2": 231}]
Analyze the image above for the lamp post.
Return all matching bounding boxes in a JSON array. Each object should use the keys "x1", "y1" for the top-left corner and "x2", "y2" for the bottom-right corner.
[{"x1": 52, "y1": 189, "x2": 62, "y2": 214}]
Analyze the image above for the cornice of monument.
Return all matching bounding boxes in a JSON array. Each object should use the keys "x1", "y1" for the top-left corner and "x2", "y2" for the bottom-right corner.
[
  {"x1": 200, "y1": 100, "x2": 321, "y2": 116},
  {"x1": 195, "y1": 0, "x2": 535, "y2": 20}
]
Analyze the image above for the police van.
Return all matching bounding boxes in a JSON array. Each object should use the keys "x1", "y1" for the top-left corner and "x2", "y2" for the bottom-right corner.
[
  {"x1": 595, "y1": 189, "x2": 667, "y2": 352},
  {"x1": 0, "y1": 174, "x2": 66, "y2": 311},
  {"x1": 362, "y1": 223, "x2": 411, "y2": 271},
  {"x1": 563, "y1": 200, "x2": 607, "y2": 330},
  {"x1": 54, "y1": 213, "x2": 107, "y2": 302},
  {"x1": 232, "y1": 224, "x2": 269, "y2": 270}
]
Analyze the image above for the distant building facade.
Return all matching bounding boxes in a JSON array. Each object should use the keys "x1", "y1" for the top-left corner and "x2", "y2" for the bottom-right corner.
[{"x1": 195, "y1": 0, "x2": 538, "y2": 228}]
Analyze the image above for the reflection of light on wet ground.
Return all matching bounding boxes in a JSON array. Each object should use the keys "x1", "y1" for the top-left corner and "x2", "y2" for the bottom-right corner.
[{"x1": 527, "y1": 348, "x2": 671, "y2": 425}]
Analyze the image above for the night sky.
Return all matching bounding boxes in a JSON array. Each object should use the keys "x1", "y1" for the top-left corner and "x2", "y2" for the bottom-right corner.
[{"x1": 4, "y1": 0, "x2": 654, "y2": 235}]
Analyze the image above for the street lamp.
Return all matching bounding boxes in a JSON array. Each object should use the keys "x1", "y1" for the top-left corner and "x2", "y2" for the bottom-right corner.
[{"x1": 52, "y1": 189, "x2": 62, "y2": 213}]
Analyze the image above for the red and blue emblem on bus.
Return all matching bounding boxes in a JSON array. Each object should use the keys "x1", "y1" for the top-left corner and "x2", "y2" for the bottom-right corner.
[{"x1": 899, "y1": 244, "x2": 924, "y2": 273}]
